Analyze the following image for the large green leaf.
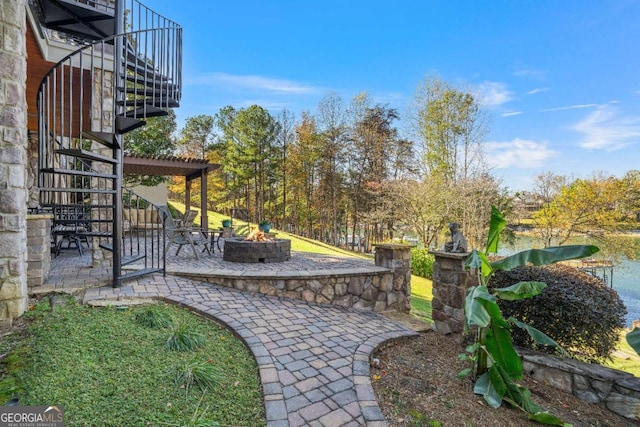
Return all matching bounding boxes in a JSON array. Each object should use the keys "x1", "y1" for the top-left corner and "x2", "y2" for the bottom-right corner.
[
  {"x1": 486, "y1": 205, "x2": 506, "y2": 254},
  {"x1": 464, "y1": 286, "x2": 495, "y2": 328},
  {"x1": 484, "y1": 323, "x2": 523, "y2": 380},
  {"x1": 473, "y1": 371, "x2": 503, "y2": 409},
  {"x1": 626, "y1": 327, "x2": 640, "y2": 356},
  {"x1": 529, "y1": 411, "x2": 573, "y2": 426},
  {"x1": 491, "y1": 245, "x2": 599, "y2": 272},
  {"x1": 466, "y1": 249, "x2": 493, "y2": 281},
  {"x1": 493, "y1": 281, "x2": 547, "y2": 301},
  {"x1": 513, "y1": 383, "x2": 541, "y2": 414},
  {"x1": 466, "y1": 249, "x2": 483, "y2": 269},
  {"x1": 482, "y1": 341, "x2": 570, "y2": 426},
  {"x1": 490, "y1": 365, "x2": 547, "y2": 414},
  {"x1": 509, "y1": 317, "x2": 567, "y2": 355},
  {"x1": 478, "y1": 297, "x2": 509, "y2": 328}
]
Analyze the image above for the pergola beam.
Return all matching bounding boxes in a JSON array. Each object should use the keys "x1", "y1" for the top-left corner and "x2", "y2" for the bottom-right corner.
[{"x1": 123, "y1": 154, "x2": 219, "y2": 230}]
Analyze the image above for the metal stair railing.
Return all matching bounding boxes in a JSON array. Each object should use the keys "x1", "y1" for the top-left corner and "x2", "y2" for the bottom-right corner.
[
  {"x1": 114, "y1": 187, "x2": 166, "y2": 277},
  {"x1": 37, "y1": 0, "x2": 181, "y2": 286}
]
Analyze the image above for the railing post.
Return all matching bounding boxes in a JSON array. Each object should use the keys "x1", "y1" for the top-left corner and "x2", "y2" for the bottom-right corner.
[{"x1": 112, "y1": 0, "x2": 125, "y2": 287}]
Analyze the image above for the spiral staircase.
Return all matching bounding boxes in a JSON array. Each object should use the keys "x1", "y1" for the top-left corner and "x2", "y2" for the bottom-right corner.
[{"x1": 32, "y1": 0, "x2": 182, "y2": 286}]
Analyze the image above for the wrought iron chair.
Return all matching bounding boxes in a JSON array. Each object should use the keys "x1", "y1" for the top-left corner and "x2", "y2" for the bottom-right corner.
[
  {"x1": 51, "y1": 205, "x2": 90, "y2": 256},
  {"x1": 158, "y1": 207, "x2": 210, "y2": 259}
]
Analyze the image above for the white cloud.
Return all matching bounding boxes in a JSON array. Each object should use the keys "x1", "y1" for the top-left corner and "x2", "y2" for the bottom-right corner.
[
  {"x1": 527, "y1": 87, "x2": 550, "y2": 95},
  {"x1": 540, "y1": 104, "x2": 598, "y2": 112},
  {"x1": 514, "y1": 68, "x2": 547, "y2": 80},
  {"x1": 485, "y1": 138, "x2": 557, "y2": 169},
  {"x1": 472, "y1": 82, "x2": 514, "y2": 107},
  {"x1": 186, "y1": 72, "x2": 320, "y2": 94},
  {"x1": 574, "y1": 105, "x2": 640, "y2": 151},
  {"x1": 501, "y1": 111, "x2": 522, "y2": 117}
]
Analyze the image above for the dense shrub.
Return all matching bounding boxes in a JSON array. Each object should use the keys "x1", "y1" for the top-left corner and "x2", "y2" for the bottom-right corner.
[
  {"x1": 490, "y1": 264, "x2": 627, "y2": 363},
  {"x1": 411, "y1": 248, "x2": 435, "y2": 279}
]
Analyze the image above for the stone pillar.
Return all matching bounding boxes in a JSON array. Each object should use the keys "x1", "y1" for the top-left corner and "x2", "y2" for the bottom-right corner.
[
  {"x1": 431, "y1": 251, "x2": 477, "y2": 340},
  {"x1": 0, "y1": 0, "x2": 29, "y2": 326},
  {"x1": 374, "y1": 244, "x2": 412, "y2": 313},
  {"x1": 27, "y1": 214, "x2": 52, "y2": 288}
]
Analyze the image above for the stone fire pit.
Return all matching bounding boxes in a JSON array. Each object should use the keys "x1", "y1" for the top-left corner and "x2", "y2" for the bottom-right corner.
[{"x1": 223, "y1": 237, "x2": 291, "y2": 263}]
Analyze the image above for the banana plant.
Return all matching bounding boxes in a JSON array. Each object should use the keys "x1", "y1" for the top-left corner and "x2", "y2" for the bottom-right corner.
[{"x1": 461, "y1": 206, "x2": 599, "y2": 426}]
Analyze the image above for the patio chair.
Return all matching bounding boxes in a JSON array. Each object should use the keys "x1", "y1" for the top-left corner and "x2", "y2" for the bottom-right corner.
[
  {"x1": 158, "y1": 206, "x2": 210, "y2": 259},
  {"x1": 181, "y1": 209, "x2": 198, "y2": 228}
]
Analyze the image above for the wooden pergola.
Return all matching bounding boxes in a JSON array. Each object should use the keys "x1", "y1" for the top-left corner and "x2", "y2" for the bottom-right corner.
[{"x1": 123, "y1": 154, "x2": 219, "y2": 230}]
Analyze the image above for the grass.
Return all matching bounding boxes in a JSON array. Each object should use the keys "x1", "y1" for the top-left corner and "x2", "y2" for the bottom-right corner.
[
  {"x1": 411, "y1": 275, "x2": 433, "y2": 322},
  {"x1": 172, "y1": 360, "x2": 224, "y2": 394},
  {"x1": 135, "y1": 306, "x2": 174, "y2": 329},
  {"x1": 603, "y1": 330, "x2": 640, "y2": 376},
  {"x1": 1, "y1": 298, "x2": 264, "y2": 427},
  {"x1": 165, "y1": 325, "x2": 205, "y2": 352}
]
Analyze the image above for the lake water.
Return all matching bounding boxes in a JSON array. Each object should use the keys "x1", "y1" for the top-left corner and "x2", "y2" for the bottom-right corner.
[
  {"x1": 501, "y1": 235, "x2": 640, "y2": 328},
  {"x1": 612, "y1": 259, "x2": 640, "y2": 327}
]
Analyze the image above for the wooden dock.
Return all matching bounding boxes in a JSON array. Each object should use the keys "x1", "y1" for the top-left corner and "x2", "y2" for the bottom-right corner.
[{"x1": 564, "y1": 259, "x2": 615, "y2": 287}]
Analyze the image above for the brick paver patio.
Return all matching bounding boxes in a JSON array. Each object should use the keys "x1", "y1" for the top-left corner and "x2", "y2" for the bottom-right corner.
[{"x1": 38, "y1": 248, "x2": 418, "y2": 426}]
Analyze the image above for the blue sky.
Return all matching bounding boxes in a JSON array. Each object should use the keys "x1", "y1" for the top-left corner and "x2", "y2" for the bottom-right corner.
[{"x1": 143, "y1": 0, "x2": 640, "y2": 190}]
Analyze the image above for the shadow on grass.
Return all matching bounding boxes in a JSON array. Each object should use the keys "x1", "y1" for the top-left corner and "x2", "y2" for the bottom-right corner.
[{"x1": 411, "y1": 295, "x2": 432, "y2": 321}]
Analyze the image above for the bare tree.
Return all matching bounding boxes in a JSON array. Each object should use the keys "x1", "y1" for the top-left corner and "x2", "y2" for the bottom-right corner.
[
  {"x1": 317, "y1": 92, "x2": 348, "y2": 245},
  {"x1": 277, "y1": 109, "x2": 295, "y2": 228},
  {"x1": 405, "y1": 75, "x2": 498, "y2": 249}
]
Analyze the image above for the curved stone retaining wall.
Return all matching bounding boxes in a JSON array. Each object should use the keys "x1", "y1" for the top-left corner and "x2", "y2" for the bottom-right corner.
[
  {"x1": 177, "y1": 244, "x2": 412, "y2": 313},
  {"x1": 520, "y1": 349, "x2": 640, "y2": 421}
]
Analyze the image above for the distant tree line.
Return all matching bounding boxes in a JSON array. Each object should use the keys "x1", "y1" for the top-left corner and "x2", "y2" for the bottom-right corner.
[
  {"x1": 124, "y1": 75, "x2": 639, "y2": 255},
  {"x1": 526, "y1": 170, "x2": 640, "y2": 259}
]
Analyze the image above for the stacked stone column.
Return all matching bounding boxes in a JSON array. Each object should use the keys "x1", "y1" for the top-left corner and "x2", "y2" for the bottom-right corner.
[
  {"x1": 0, "y1": 0, "x2": 29, "y2": 325},
  {"x1": 27, "y1": 214, "x2": 52, "y2": 288},
  {"x1": 374, "y1": 244, "x2": 412, "y2": 312},
  {"x1": 431, "y1": 251, "x2": 477, "y2": 340}
]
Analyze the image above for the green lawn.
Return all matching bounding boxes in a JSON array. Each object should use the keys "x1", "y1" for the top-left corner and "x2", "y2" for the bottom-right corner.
[
  {"x1": 410, "y1": 275, "x2": 433, "y2": 322},
  {"x1": 0, "y1": 298, "x2": 264, "y2": 426},
  {"x1": 604, "y1": 331, "x2": 640, "y2": 376}
]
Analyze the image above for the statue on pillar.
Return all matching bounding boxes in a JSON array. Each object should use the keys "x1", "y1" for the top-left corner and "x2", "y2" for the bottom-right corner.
[{"x1": 444, "y1": 222, "x2": 468, "y2": 253}]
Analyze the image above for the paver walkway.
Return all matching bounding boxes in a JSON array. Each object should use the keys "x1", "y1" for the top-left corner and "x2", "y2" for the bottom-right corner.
[
  {"x1": 42, "y1": 248, "x2": 418, "y2": 425},
  {"x1": 80, "y1": 273, "x2": 417, "y2": 426}
]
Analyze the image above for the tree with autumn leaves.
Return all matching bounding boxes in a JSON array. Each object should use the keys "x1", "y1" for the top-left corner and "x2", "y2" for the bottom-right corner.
[
  {"x1": 532, "y1": 171, "x2": 640, "y2": 259},
  {"x1": 125, "y1": 76, "x2": 638, "y2": 258}
]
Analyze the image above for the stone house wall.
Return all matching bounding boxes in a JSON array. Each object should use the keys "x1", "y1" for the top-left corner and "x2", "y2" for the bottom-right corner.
[{"x1": 0, "y1": 0, "x2": 29, "y2": 325}]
